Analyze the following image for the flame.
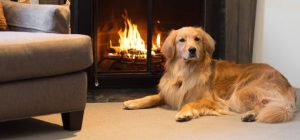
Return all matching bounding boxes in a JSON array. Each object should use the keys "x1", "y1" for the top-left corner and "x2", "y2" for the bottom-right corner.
[
  {"x1": 156, "y1": 33, "x2": 161, "y2": 48},
  {"x1": 109, "y1": 12, "x2": 161, "y2": 59},
  {"x1": 119, "y1": 16, "x2": 147, "y2": 58},
  {"x1": 152, "y1": 33, "x2": 161, "y2": 51}
]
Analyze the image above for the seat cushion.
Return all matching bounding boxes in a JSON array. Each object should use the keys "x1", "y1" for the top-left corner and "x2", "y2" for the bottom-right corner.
[{"x1": 0, "y1": 32, "x2": 93, "y2": 82}]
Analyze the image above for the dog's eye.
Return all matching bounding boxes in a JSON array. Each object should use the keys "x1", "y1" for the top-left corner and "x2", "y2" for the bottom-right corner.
[
  {"x1": 179, "y1": 38, "x2": 186, "y2": 42},
  {"x1": 195, "y1": 37, "x2": 200, "y2": 41}
]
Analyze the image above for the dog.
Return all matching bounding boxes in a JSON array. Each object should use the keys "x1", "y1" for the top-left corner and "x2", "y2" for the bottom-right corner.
[{"x1": 123, "y1": 27, "x2": 296, "y2": 123}]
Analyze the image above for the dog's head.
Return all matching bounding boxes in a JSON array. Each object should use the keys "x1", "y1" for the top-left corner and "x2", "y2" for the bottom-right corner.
[{"x1": 161, "y1": 27, "x2": 215, "y2": 62}]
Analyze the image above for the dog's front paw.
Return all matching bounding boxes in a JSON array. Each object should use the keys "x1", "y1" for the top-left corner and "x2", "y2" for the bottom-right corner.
[
  {"x1": 175, "y1": 109, "x2": 199, "y2": 122},
  {"x1": 123, "y1": 99, "x2": 141, "y2": 110}
]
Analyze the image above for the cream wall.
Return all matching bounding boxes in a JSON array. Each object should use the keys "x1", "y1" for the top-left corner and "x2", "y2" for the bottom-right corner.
[{"x1": 253, "y1": 0, "x2": 300, "y2": 88}]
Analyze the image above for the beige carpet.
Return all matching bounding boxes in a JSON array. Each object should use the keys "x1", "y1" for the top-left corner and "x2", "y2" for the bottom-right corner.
[{"x1": 1, "y1": 98, "x2": 300, "y2": 140}]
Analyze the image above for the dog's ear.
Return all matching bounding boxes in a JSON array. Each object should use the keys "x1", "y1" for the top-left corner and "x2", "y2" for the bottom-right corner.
[
  {"x1": 203, "y1": 31, "x2": 215, "y2": 56},
  {"x1": 162, "y1": 30, "x2": 177, "y2": 59},
  {"x1": 196, "y1": 27, "x2": 215, "y2": 56}
]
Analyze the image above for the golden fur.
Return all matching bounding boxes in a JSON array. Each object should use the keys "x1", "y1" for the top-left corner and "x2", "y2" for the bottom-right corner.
[{"x1": 123, "y1": 27, "x2": 297, "y2": 123}]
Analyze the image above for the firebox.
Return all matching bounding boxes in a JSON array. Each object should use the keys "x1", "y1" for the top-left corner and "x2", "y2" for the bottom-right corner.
[{"x1": 70, "y1": 0, "x2": 238, "y2": 88}]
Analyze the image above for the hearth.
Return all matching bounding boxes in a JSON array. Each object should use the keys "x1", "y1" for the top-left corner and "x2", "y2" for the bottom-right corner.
[{"x1": 71, "y1": 0, "x2": 256, "y2": 88}]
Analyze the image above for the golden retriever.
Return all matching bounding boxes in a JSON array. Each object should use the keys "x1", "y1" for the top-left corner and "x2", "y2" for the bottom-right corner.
[{"x1": 123, "y1": 27, "x2": 296, "y2": 123}]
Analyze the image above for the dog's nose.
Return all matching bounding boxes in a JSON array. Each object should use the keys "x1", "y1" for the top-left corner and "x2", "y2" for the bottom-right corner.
[{"x1": 188, "y1": 47, "x2": 196, "y2": 54}]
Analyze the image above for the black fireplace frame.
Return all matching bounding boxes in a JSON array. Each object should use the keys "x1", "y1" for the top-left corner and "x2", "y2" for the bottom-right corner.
[{"x1": 71, "y1": 0, "x2": 257, "y2": 89}]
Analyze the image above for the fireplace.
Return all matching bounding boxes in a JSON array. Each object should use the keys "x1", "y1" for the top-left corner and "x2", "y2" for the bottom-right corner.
[{"x1": 71, "y1": 0, "x2": 257, "y2": 88}]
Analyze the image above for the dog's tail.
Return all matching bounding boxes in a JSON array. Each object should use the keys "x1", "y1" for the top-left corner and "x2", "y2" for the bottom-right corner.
[{"x1": 256, "y1": 89, "x2": 296, "y2": 123}]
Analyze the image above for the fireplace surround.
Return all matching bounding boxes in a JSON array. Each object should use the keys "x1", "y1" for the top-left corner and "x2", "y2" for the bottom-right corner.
[{"x1": 71, "y1": 0, "x2": 257, "y2": 88}]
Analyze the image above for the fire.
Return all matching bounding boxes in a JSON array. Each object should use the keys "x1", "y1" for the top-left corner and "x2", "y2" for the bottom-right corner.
[
  {"x1": 109, "y1": 12, "x2": 161, "y2": 59},
  {"x1": 152, "y1": 33, "x2": 161, "y2": 54}
]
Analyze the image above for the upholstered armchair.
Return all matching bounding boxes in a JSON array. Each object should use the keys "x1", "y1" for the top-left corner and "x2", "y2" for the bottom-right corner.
[{"x1": 0, "y1": 0, "x2": 93, "y2": 131}]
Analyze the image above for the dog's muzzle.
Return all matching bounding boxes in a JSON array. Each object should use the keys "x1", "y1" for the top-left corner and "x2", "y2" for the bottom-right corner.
[{"x1": 188, "y1": 47, "x2": 196, "y2": 58}]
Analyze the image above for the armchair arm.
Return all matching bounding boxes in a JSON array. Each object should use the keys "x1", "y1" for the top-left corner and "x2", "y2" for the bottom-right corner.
[{"x1": 1, "y1": 0, "x2": 70, "y2": 33}]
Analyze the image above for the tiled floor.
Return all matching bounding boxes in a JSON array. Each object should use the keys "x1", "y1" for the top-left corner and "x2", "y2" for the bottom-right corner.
[{"x1": 87, "y1": 88, "x2": 157, "y2": 102}]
